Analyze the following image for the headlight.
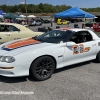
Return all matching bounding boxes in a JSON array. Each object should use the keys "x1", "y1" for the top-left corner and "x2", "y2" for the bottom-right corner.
[
  {"x1": 0, "y1": 56, "x2": 15, "y2": 63},
  {"x1": 0, "y1": 56, "x2": 6, "y2": 62}
]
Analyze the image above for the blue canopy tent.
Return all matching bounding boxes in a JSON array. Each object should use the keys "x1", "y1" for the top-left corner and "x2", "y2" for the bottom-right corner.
[
  {"x1": 54, "y1": 7, "x2": 95, "y2": 18},
  {"x1": 0, "y1": 10, "x2": 6, "y2": 15},
  {"x1": 54, "y1": 7, "x2": 95, "y2": 26}
]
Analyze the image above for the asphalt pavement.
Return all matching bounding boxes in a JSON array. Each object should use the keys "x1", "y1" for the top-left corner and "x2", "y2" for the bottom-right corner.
[
  {"x1": 0, "y1": 22, "x2": 100, "y2": 100},
  {"x1": 1, "y1": 60, "x2": 100, "y2": 100}
]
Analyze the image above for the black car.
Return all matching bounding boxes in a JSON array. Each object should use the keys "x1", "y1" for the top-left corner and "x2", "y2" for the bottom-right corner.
[{"x1": 43, "y1": 19, "x2": 50, "y2": 23}]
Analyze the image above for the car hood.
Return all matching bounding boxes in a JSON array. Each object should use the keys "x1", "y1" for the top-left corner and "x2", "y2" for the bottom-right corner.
[{"x1": 0, "y1": 38, "x2": 54, "y2": 56}]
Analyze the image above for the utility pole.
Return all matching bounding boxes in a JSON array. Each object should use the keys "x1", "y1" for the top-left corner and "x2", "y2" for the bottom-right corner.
[
  {"x1": 25, "y1": 0, "x2": 27, "y2": 16},
  {"x1": 25, "y1": 0, "x2": 28, "y2": 25}
]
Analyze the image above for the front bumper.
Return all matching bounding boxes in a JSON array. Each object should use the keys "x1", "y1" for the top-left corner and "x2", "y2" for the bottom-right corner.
[{"x1": 0, "y1": 64, "x2": 29, "y2": 77}]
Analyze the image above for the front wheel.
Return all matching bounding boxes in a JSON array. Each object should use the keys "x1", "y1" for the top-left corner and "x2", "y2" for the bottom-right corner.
[{"x1": 30, "y1": 56, "x2": 55, "y2": 81}]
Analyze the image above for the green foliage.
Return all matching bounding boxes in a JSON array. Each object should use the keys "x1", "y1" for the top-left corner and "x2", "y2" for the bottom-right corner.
[
  {"x1": 81, "y1": 7, "x2": 100, "y2": 12},
  {"x1": 0, "y1": 3, "x2": 100, "y2": 13},
  {"x1": 0, "y1": 3, "x2": 72, "y2": 13}
]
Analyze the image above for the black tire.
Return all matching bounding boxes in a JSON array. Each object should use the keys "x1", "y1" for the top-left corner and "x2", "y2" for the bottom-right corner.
[
  {"x1": 96, "y1": 51, "x2": 100, "y2": 62},
  {"x1": 30, "y1": 56, "x2": 55, "y2": 81}
]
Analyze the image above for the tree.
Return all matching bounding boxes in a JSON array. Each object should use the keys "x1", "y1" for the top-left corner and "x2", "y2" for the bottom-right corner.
[{"x1": 0, "y1": 4, "x2": 100, "y2": 13}]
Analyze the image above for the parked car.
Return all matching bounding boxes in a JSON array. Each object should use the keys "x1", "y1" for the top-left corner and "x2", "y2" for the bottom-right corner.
[
  {"x1": 43, "y1": 19, "x2": 50, "y2": 23},
  {"x1": 29, "y1": 20, "x2": 42, "y2": 26},
  {"x1": 0, "y1": 28, "x2": 100, "y2": 81},
  {"x1": 0, "y1": 23, "x2": 44, "y2": 43},
  {"x1": 84, "y1": 21, "x2": 98, "y2": 28},
  {"x1": 57, "y1": 18, "x2": 69, "y2": 25}
]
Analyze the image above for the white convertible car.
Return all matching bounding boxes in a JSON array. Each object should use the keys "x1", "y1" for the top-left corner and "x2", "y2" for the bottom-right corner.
[{"x1": 0, "y1": 28, "x2": 100, "y2": 81}]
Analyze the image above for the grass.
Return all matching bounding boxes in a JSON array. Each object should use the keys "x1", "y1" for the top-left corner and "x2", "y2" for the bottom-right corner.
[
  {"x1": 22, "y1": 13, "x2": 56, "y2": 16},
  {"x1": 95, "y1": 32, "x2": 100, "y2": 35},
  {"x1": 22, "y1": 12, "x2": 100, "y2": 16}
]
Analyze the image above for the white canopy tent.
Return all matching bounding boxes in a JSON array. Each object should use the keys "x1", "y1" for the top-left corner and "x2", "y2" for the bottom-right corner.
[
  {"x1": 27, "y1": 15, "x2": 36, "y2": 18},
  {"x1": 0, "y1": 15, "x2": 3, "y2": 18},
  {"x1": 16, "y1": 18, "x2": 26, "y2": 20},
  {"x1": 85, "y1": 16, "x2": 98, "y2": 22},
  {"x1": 19, "y1": 14, "x2": 26, "y2": 18}
]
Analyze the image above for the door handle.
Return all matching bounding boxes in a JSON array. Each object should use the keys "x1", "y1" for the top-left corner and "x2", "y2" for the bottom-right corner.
[{"x1": 6, "y1": 34, "x2": 10, "y2": 36}]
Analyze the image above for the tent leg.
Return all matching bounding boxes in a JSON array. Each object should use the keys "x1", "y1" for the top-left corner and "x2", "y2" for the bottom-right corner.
[
  {"x1": 53, "y1": 17, "x2": 55, "y2": 29},
  {"x1": 84, "y1": 17, "x2": 85, "y2": 28}
]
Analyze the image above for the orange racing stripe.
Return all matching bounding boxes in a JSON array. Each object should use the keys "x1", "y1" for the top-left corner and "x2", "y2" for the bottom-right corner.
[{"x1": 6, "y1": 38, "x2": 41, "y2": 49}]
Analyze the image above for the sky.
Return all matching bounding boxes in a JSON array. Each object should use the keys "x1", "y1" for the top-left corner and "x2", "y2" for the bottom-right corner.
[{"x1": 1, "y1": 0, "x2": 100, "y2": 8}]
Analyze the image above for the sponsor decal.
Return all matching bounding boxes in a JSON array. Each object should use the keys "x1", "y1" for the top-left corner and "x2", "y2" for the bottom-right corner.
[
  {"x1": 72, "y1": 44, "x2": 90, "y2": 55},
  {"x1": 2, "y1": 38, "x2": 42, "y2": 51}
]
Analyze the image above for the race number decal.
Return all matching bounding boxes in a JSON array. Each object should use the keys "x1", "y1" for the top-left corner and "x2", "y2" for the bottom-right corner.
[
  {"x1": 72, "y1": 44, "x2": 90, "y2": 55},
  {"x1": 79, "y1": 44, "x2": 84, "y2": 53},
  {"x1": 72, "y1": 45, "x2": 79, "y2": 54}
]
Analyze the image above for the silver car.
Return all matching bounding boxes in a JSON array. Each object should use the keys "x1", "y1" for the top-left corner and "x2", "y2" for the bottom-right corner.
[{"x1": 29, "y1": 20, "x2": 42, "y2": 26}]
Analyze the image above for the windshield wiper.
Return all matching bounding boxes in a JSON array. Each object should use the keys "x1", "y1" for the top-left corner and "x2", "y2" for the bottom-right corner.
[
  {"x1": 32, "y1": 37, "x2": 44, "y2": 42},
  {"x1": 32, "y1": 35, "x2": 38, "y2": 40}
]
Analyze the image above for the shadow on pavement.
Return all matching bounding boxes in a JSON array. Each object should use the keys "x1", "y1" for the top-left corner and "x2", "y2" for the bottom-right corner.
[
  {"x1": 0, "y1": 75, "x2": 38, "y2": 83},
  {"x1": 0, "y1": 60, "x2": 96, "y2": 83}
]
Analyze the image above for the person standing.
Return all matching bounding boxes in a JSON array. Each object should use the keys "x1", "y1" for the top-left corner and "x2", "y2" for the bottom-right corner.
[
  {"x1": 7, "y1": 19, "x2": 10, "y2": 23},
  {"x1": 22, "y1": 20, "x2": 25, "y2": 25},
  {"x1": 26, "y1": 18, "x2": 28, "y2": 25}
]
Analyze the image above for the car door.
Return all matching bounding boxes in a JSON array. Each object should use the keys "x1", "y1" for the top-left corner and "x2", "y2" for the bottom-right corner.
[
  {"x1": 63, "y1": 31, "x2": 97, "y2": 66},
  {"x1": 0, "y1": 25, "x2": 11, "y2": 43},
  {"x1": 9, "y1": 25, "x2": 22, "y2": 40}
]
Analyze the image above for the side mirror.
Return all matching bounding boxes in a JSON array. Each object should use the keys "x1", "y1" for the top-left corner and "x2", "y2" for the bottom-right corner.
[
  {"x1": 66, "y1": 41, "x2": 76, "y2": 46},
  {"x1": 18, "y1": 29, "x2": 20, "y2": 31}
]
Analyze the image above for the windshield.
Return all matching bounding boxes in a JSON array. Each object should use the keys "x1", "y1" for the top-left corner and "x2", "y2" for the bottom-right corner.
[{"x1": 33, "y1": 30, "x2": 74, "y2": 43}]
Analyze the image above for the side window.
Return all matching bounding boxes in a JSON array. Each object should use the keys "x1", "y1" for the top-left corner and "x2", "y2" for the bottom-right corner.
[
  {"x1": 0, "y1": 25, "x2": 9, "y2": 32},
  {"x1": 0, "y1": 25, "x2": 5, "y2": 31},
  {"x1": 69, "y1": 31, "x2": 93, "y2": 44},
  {"x1": 9, "y1": 25, "x2": 19, "y2": 32}
]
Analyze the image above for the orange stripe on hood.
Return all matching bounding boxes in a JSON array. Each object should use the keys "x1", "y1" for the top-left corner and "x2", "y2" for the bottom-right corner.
[{"x1": 6, "y1": 38, "x2": 41, "y2": 49}]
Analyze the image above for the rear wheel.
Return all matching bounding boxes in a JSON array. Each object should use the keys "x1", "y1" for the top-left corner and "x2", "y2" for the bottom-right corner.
[
  {"x1": 96, "y1": 51, "x2": 100, "y2": 62},
  {"x1": 30, "y1": 56, "x2": 55, "y2": 81}
]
